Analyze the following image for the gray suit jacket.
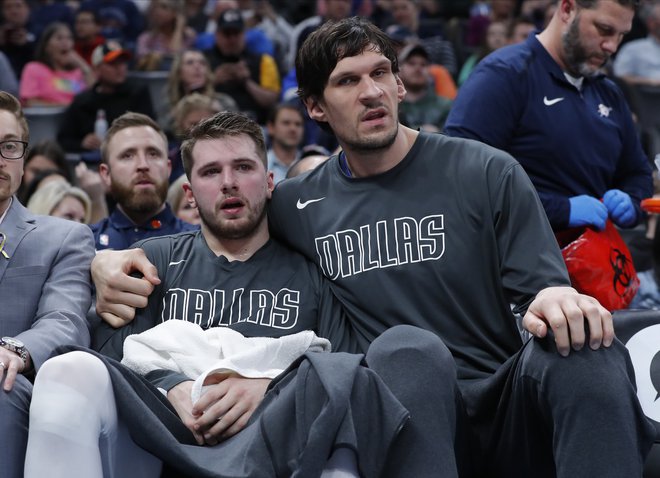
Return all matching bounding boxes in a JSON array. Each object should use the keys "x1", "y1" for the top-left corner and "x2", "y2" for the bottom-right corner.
[{"x1": 0, "y1": 198, "x2": 94, "y2": 370}]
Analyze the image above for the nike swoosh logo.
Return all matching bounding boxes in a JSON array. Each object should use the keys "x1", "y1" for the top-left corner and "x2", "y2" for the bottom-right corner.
[
  {"x1": 168, "y1": 260, "x2": 186, "y2": 266},
  {"x1": 296, "y1": 197, "x2": 326, "y2": 210},
  {"x1": 543, "y1": 96, "x2": 564, "y2": 106}
]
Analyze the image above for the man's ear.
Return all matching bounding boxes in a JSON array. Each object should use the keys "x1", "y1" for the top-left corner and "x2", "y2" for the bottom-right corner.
[
  {"x1": 182, "y1": 181, "x2": 195, "y2": 206},
  {"x1": 266, "y1": 171, "x2": 274, "y2": 199},
  {"x1": 396, "y1": 74, "x2": 407, "y2": 103},
  {"x1": 99, "y1": 163, "x2": 112, "y2": 189},
  {"x1": 559, "y1": 0, "x2": 576, "y2": 22},
  {"x1": 304, "y1": 97, "x2": 327, "y2": 123}
]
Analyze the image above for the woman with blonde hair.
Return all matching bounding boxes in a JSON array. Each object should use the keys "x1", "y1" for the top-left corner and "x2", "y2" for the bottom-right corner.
[
  {"x1": 27, "y1": 178, "x2": 92, "y2": 224},
  {"x1": 168, "y1": 92, "x2": 226, "y2": 181},
  {"x1": 166, "y1": 174, "x2": 200, "y2": 225},
  {"x1": 166, "y1": 49, "x2": 237, "y2": 111},
  {"x1": 136, "y1": 0, "x2": 197, "y2": 71}
]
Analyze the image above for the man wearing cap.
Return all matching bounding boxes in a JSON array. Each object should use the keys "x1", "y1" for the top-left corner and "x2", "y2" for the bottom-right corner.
[
  {"x1": 204, "y1": 8, "x2": 280, "y2": 124},
  {"x1": 398, "y1": 43, "x2": 453, "y2": 132},
  {"x1": 90, "y1": 111, "x2": 197, "y2": 251},
  {"x1": 58, "y1": 40, "x2": 155, "y2": 156}
]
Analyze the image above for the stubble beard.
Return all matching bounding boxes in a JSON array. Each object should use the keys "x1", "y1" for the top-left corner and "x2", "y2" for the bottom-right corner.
[
  {"x1": 344, "y1": 121, "x2": 399, "y2": 154},
  {"x1": 562, "y1": 15, "x2": 607, "y2": 78},
  {"x1": 199, "y1": 196, "x2": 268, "y2": 240}
]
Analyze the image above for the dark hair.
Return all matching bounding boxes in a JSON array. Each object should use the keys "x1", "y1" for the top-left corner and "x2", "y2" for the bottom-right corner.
[
  {"x1": 25, "y1": 139, "x2": 72, "y2": 181},
  {"x1": 0, "y1": 91, "x2": 28, "y2": 141},
  {"x1": 34, "y1": 22, "x2": 72, "y2": 70},
  {"x1": 100, "y1": 112, "x2": 167, "y2": 164},
  {"x1": 296, "y1": 16, "x2": 399, "y2": 103},
  {"x1": 76, "y1": 7, "x2": 100, "y2": 24},
  {"x1": 266, "y1": 103, "x2": 304, "y2": 125},
  {"x1": 180, "y1": 111, "x2": 266, "y2": 179}
]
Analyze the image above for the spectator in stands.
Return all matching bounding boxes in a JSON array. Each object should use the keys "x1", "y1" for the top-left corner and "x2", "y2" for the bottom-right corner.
[
  {"x1": 398, "y1": 43, "x2": 452, "y2": 132},
  {"x1": 73, "y1": 8, "x2": 105, "y2": 66},
  {"x1": 205, "y1": 8, "x2": 280, "y2": 124},
  {"x1": 0, "y1": 0, "x2": 35, "y2": 79},
  {"x1": 457, "y1": 20, "x2": 508, "y2": 85},
  {"x1": 184, "y1": 0, "x2": 208, "y2": 34},
  {"x1": 57, "y1": 40, "x2": 154, "y2": 157},
  {"x1": 194, "y1": 0, "x2": 277, "y2": 60},
  {"x1": 136, "y1": 0, "x2": 196, "y2": 72},
  {"x1": 166, "y1": 173, "x2": 200, "y2": 224},
  {"x1": 286, "y1": 0, "x2": 353, "y2": 70},
  {"x1": 465, "y1": 0, "x2": 517, "y2": 47},
  {"x1": 446, "y1": 0, "x2": 653, "y2": 234},
  {"x1": 613, "y1": 1, "x2": 660, "y2": 86},
  {"x1": 92, "y1": 112, "x2": 197, "y2": 250},
  {"x1": 19, "y1": 22, "x2": 94, "y2": 106},
  {"x1": 166, "y1": 48, "x2": 237, "y2": 113},
  {"x1": 244, "y1": 0, "x2": 293, "y2": 71},
  {"x1": 17, "y1": 139, "x2": 71, "y2": 203},
  {"x1": 26, "y1": 177, "x2": 92, "y2": 224},
  {"x1": 266, "y1": 102, "x2": 304, "y2": 183},
  {"x1": 507, "y1": 16, "x2": 536, "y2": 44},
  {"x1": 386, "y1": 0, "x2": 458, "y2": 76},
  {"x1": 0, "y1": 50, "x2": 19, "y2": 96},
  {"x1": 78, "y1": 0, "x2": 145, "y2": 46},
  {"x1": 168, "y1": 93, "x2": 225, "y2": 182}
]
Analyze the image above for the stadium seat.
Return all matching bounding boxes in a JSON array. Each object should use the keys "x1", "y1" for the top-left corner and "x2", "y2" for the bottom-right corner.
[{"x1": 23, "y1": 106, "x2": 67, "y2": 145}]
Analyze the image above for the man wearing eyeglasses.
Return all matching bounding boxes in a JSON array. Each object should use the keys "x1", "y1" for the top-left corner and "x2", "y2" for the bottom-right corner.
[{"x1": 0, "y1": 91, "x2": 94, "y2": 478}]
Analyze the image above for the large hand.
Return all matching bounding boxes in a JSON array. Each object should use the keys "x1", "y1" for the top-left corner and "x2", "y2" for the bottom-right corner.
[
  {"x1": 522, "y1": 286, "x2": 614, "y2": 357},
  {"x1": 603, "y1": 189, "x2": 636, "y2": 228},
  {"x1": 92, "y1": 249, "x2": 160, "y2": 327},
  {"x1": 191, "y1": 373, "x2": 271, "y2": 445},
  {"x1": 167, "y1": 380, "x2": 205, "y2": 445},
  {"x1": 568, "y1": 195, "x2": 608, "y2": 230}
]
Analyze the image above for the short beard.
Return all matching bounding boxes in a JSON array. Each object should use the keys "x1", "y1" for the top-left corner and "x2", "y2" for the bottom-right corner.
[
  {"x1": 344, "y1": 121, "x2": 399, "y2": 154},
  {"x1": 199, "y1": 196, "x2": 268, "y2": 240},
  {"x1": 561, "y1": 15, "x2": 606, "y2": 78},
  {"x1": 111, "y1": 180, "x2": 168, "y2": 220}
]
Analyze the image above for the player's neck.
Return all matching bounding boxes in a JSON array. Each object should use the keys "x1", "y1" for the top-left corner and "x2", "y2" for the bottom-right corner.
[
  {"x1": 341, "y1": 126, "x2": 418, "y2": 178},
  {"x1": 203, "y1": 220, "x2": 270, "y2": 262}
]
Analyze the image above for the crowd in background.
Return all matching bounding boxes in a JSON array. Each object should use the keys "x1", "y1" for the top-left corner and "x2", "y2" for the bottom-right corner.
[{"x1": 0, "y1": 0, "x2": 658, "y2": 237}]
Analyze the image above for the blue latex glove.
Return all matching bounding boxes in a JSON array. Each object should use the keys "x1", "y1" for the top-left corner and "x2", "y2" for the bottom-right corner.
[
  {"x1": 568, "y1": 195, "x2": 608, "y2": 230},
  {"x1": 603, "y1": 189, "x2": 636, "y2": 228}
]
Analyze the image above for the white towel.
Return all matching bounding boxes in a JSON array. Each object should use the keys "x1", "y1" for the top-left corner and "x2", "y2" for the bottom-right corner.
[{"x1": 121, "y1": 320, "x2": 331, "y2": 403}]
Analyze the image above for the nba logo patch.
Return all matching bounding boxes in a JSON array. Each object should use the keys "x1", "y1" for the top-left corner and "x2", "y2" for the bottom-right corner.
[{"x1": 100, "y1": 234, "x2": 109, "y2": 246}]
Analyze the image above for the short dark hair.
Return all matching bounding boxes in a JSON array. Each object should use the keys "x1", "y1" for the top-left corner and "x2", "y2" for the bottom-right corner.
[
  {"x1": 180, "y1": 111, "x2": 267, "y2": 179},
  {"x1": 266, "y1": 103, "x2": 304, "y2": 125},
  {"x1": 0, "y1": 91, "x2": 28, "y2": 141},
  {"x1": 296, "y1": 16, "x2": 399, "y2": 103},
  {"x1": 100, "y1": 112, "x2": 167, "y2": 164}
]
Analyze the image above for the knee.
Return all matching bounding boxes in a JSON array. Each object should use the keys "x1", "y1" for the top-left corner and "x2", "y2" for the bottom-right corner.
[
  {"x1": 367, "y1": 325, "x2": 455, "y2": 382},
  {"x1": 37, "y1": 351, "x2": 106, "y2": 389},
  {"x1": 527, "y1": 338, "x2": 635, "y2": 402}
]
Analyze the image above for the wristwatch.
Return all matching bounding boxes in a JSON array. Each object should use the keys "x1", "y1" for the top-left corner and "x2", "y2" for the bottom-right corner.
[{"x1": 0, "y1": 336, "x2": 29, "y2": 368}]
